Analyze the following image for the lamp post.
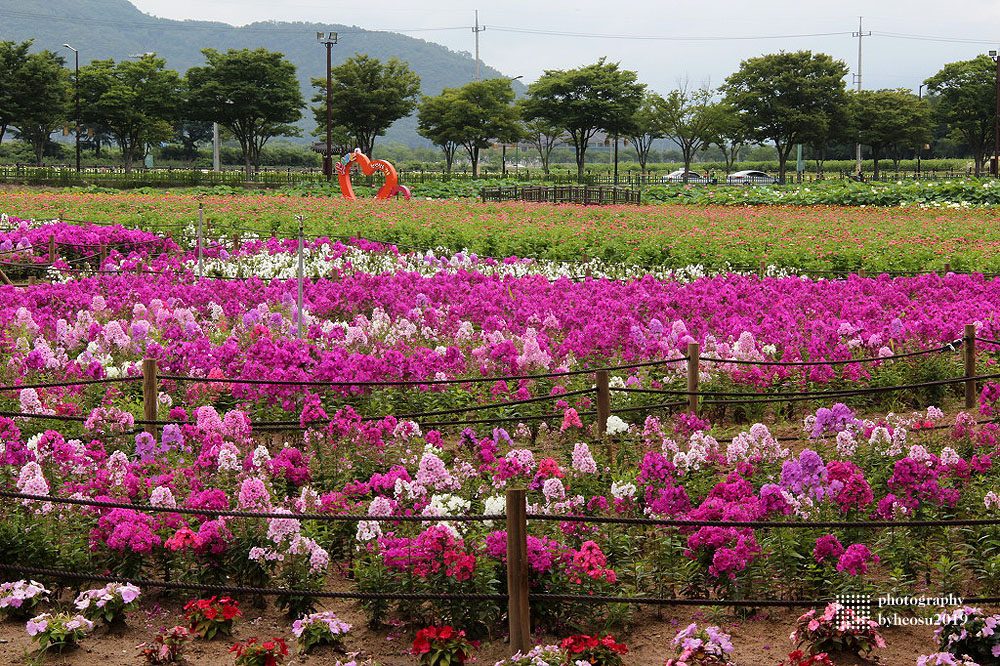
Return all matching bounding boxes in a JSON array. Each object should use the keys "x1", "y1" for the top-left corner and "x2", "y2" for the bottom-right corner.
[
  {"x1": 991, "y1": 50, "x2": 1000, "y2": 177},
  {"x1": 317, "y1": 32, "x2": 338, "y2": 181},
  {"x1": 917, "y1": 83, "x2": 926, "y2": 178},
  {"x1": 62, "y1": 44, "x2": 80, "y2": 173}
]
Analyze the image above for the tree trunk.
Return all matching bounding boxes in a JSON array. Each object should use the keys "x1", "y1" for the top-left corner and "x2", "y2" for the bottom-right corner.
[
  {"x1": 682, "y1": 147, "x2": 694, "y2": 184},
  {"x1": 872, "y1": 145, "x2": 881, "y2": 181},
  {"x1": 34, "y1": 138, "x2": 44, "y2": 167},
  {"x1": 576, "y1": 144, "x2": 587, "y2": 183},
  {"x1": 0, "y1": 122, "x2": 7, "y2": 145},
  {"x1": 471, "y1": 146, "x2": 480, "y2": 178},
  {"x1": 776, "y1": 143, "x2": 792, "y2": 185}
]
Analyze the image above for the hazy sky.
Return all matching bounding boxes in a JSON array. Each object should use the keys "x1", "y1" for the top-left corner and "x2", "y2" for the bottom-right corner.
[{"x1": 128, "y1": 0, "x2": 1000, "y2": 93}]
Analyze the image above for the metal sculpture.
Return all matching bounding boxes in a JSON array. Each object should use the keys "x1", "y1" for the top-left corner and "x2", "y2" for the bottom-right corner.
[{"x1": 335, "y1": 149, "x2": 411, "y2": 200}]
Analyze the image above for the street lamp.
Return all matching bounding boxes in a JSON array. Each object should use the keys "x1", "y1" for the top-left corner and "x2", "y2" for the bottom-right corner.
[
  {"x1": 317, "y1": 31, "x2": 338, "y2": 181},
  {"x1": 918, "y1": 83, "x2": 926, "y2": 177},
  {"x1": 499, "y1": 75, "x2": 522, "y2": 179},
  {"x1": 62, "y1": 44, "x2": 80, "y2": 173},
  {"x1": 991, "y1": 50, "x2": 1000, "y2": 177}
]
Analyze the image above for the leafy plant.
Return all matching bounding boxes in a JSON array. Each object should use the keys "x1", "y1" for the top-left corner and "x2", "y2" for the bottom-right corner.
[
  {"x1": 411, "y1": 626, "x2": 475, "y2": 666},
  {"x1": 183, "y1": 596, "x2": 242, "y2": 639},
  {"x1": 26, "y1": 612, "x2": 93, "y2": 653},
  {"x1": 230, "y1": 637, "x2": 289, "y2": 666},
  {"x1": 791, "y1": 603, "x2": 886, "y2": 657},
  {"x1": 137, "y1": 626, "x2": 193, "y2": 663},
  {"x1": 559, "y1": 634, "x2": 629, "y2": 666}
]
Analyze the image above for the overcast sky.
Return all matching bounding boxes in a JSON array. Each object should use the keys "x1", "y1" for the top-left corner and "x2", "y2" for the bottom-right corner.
[{"x1": 128, "y1": 0, "x2": 1000, "y2": 93}]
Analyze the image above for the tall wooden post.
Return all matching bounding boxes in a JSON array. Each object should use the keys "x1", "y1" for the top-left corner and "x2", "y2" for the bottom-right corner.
[
  {"x1": 505, "y1": 488, "x2": 530, "y2": 655},
  {"x1": 48, "y1": 234, "x2": 56, "y2": 262},
  {"x1": 966, "y1": 324, "x2": 977, "y2": 409},
  {"x1": 687, "y1": 342, "x2": 700, "y2": 414},
  {"x1": 142, "y1": 358, "x2": 158, "y2": 438},
  {"x1": 595, "y1": 370, "x2": 610, "y2": 436}
]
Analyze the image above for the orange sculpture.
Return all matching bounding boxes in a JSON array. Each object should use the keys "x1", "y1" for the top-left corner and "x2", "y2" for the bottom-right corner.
[{"x1": 335, "y1": 149, "x2": 411, "y2": 200}]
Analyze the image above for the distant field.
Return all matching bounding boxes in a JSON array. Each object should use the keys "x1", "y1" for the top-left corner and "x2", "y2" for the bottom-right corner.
[{"x1": 2, "y1": 190, "x2": 999, "y2": 272}]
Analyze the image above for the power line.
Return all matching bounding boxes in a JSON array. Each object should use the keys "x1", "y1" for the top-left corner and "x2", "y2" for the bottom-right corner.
[
  {"x1": 873, "y1": 31, "x2": 1000, "y2": 45},
  {"x1": 489, "y1": 26, "x2": 855, "y2": 41}
]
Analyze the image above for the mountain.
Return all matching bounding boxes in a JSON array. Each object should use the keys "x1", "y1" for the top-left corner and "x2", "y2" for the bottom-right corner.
[{"x1": 0, "y1": 0, "x2": 525, "y2": 146}]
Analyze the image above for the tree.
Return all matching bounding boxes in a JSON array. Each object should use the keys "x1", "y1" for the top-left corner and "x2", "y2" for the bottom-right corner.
[
  {"x1": 848, "y1": 89, "x2": 931, "y2": 179},
  {"x1": 627, "y1": 92, "x2": 665, "y2": 173},
  {"x1": 704, "y1": 101, "x2": 746, "y2": 174},
  {"x1": 78, "y1": 55, "x2": 181, "y2": 172},
  {"x1": 172, "y1": 120, "x2": 213, "y2": 163},
  {"x1": 417, "y1": 91, "x2": 461, "y2": 174},
  {"x1": 310, "y1": 54, "x2": 420, "y2": 157},
  {"x1": 7, "y1": 49, "x2": 69, "y2": 165},
  {"x1": 924, "y1": 55, "x2": 996, "y2": 176},
  {"x1": 418, "y1": 79, "x2": 519, "y2": 177},
  {"x1": 660, "y1": 85, "x2": 717, "y2": 182},
  {"x1": 0, "y1": 40, "x2": 32, "y2": 145},
  {"x1": 518, "y1": 111, "x2": 564, "y2": 175},
  {"x1": 186, "y1": 48, "x2": 304, "y2": 179},
  {"x1": 522, "y1": 58, "x2": 645, "y2": 181},
  {"x1": 722, "y1": 50, "x2": 849, "y2": 183}
]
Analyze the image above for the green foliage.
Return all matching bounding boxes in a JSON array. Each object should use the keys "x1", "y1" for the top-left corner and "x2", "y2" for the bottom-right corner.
[
  {"x1": 723, "y1": 51, "x2": 849, "y2": 183},
  {"x1": 925, "y1": 55, "x2": 998, "y2": 176},
  {"x1": 522, "y1": 58, "x2": 645, "y2": 179},
  {"x1": 0, "y1": 39, "x2": 33, "y2": 144},
  {"x1": 8, "y1": 49, "x2": 70, "y2": 166},
  {"x1": 419, "y1": 79, "x2": 520, "y2": 176},
  {"x1": 311, "y1": 54, "x2": 421, "y2": 157},
  {"x1": 660, "y1": 86, "x2": 717, "y2": 180},
  {"x1": 186, "y1": 48, "x2": 304, "y2": 176},
  {"x1": 848, "y1": 89, "x2": 931, "y2": 179},
  {"x1": 77, "y1": 55, "x2": 181, "y2": 172},
  {"x1": 626, "y1": 92, "x2": 665, "y2": 172}
]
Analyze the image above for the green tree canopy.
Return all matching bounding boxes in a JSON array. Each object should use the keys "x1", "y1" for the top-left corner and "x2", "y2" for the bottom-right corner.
[
  {"x1": 9, "y1": 49, "x2": 70, "y2": 166},
  {"x1": 848, "y1": 89, "x2": 931, "y2": 179},
  {"x1": 516, "y1": 101, "x2": 564, "y2": 176},
  {"x1": 311, "y1": 54, "x2": 421, "y2": 158},
  {"x1": 186, "y1": 47, "x2": 304, "y2": 178},
  {"x1": 627, "y1": 92, "x2": 665, "y2": 173},
  {"x1": 418, "y1": 78, "x2": 519, "y2": 177},
  {"x1": 0, "y1": 40, "x2": 33, "y2": 146},
  {"x1": 77, "y1": 55, "x2": 180, "y2": 172},
  {"x1": 417, "y1": 91, "x2": 461, "y2": 173},
  {"x1": 660, "y1": 85, "x2": 717, "y2": 182},
  {"x1": 722, "y1": 50, "x2": 849, "y2": 183},
  {"x1": 924, "y1": 55, "x2": 997, "y2": 176},
  {"x1": 521, "y1": 58, "x2": 645, "y2": 181}
]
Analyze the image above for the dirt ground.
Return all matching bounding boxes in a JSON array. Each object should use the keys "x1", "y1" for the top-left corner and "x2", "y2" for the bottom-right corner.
[{"x1": 0, "y1": 592, "x2": 945, "y2": 666}]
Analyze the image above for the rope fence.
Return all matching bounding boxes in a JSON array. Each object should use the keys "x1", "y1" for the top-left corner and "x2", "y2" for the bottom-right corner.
[{"x1": 3, "y1": 484, "x2": 1000, "y2": 655}]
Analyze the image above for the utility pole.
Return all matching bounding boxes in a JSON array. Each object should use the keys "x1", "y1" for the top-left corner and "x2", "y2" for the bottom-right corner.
[
  {"x1": 991, "y1": 50, "x2": 1000, "y2": 177},
  {"x1": 317, "y1": 32, "x2": 338, "y2": 180},
  {"x1": 917, "y1": 83, "x2": 925, "y2": 177},
  {"x1": 62, "y1": 45, "x2": 80, "y2": 173},
  {"x1": 212, "y1": 123, "x2": 220, "y2": 172},
  {"x1": 473, "y1": 10, "x2": 486, "y2": 81},
  {"x1": 852, "y1": 17, "x2": 870, "y2": 176}
]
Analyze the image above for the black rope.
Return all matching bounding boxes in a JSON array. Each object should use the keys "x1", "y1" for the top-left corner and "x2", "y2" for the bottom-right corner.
[
  {"x1": 0, "y1": 564, "x2": 506, "y2": 601},
  {"x1": 418, "y1": 409, "x2": 598, "y2": 428},
  {"x1": 0, "y1": 490, "x2": 505, "y2": 522},
  {"x1": 160, "y1": 358, "x2": 688, "y2": 388},
  {"x1": 699, "y1": 341, "x2": 962, "y2": 367},
  {"x1": 0, "y1": 376, "x2": 141, "y2": 391}
]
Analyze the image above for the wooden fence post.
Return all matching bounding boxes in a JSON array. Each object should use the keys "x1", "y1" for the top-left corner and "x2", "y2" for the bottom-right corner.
[
  {"x1": 505, "y1": 488, "x2": 530, "y2": 656},
  {"x1": 595, "y1": 370, "x2": 610, "y2": 437},
  {"x1": 858, "y1": 268, "x2": 866, "y2": 278},
  {"x1": 99, "y1": 244, "x2": 107, "y2": 266},
  {"x1": 687, "y1": 342, "x2": 700, "y2": 414},
  {"x1": 48, "y1": 234, "x2": 56, "y2": 262},
  {"x1": 966, "y1": 324, "x2": 977, "y2": 409},
  {"x1": 143, "y1": 358, "x2": 158, "y2": 438},
  {"x1": 758, "y1": 260, "x2": 766, "y2": 278},
  {"x1": 944, "y1": 262, "x2": 952, "y2": 274},
  {"x1": 27, "y1": 276, "x2": 36, "y2": 286}
]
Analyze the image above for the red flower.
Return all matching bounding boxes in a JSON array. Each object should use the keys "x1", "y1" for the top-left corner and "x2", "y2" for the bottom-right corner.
[{"x1": 412, "y1": 633, "x2": 431, "y2": 654}]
